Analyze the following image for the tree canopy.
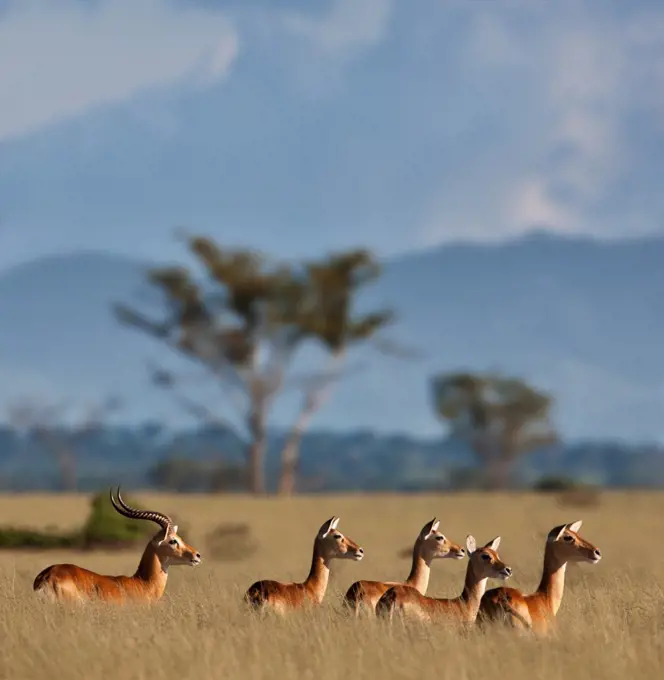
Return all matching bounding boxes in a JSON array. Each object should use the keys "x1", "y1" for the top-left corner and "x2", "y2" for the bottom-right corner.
[{"x1": 431, "y1": 371, "x2": 557, "y2": 489}]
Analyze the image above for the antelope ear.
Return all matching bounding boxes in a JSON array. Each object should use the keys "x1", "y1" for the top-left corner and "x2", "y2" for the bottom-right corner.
[
  {"x1": 550, "y1": 524, "x2": 567, "y2": 542},
  {"x1": 567, "y1": 520, "x2": 582, "y2": 534},
  {"x1": 320, "y1": 516, "x2": 340, "y2": 537},
  {"x1": 423, "y1": 518, "x2": 439, "y2": 539},
  {"x1": 172, "y1": 525, "x2": 178, "y2": 535},
  {"x1": 466, "y1": 535, "x2": 477, "y2": 555},
  {"x1": 485, "y1": 536, "x2": 501, "y2": 551}
]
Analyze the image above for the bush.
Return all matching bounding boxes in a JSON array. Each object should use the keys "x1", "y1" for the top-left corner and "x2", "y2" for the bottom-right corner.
[
  {"x1": 79, "y1": 491, "x2": 154, "y2": 549},
  {"x1": 205, "y1": 522, "x2": 257, "y2": 562},
  {"x1": 556, "y1": 487, "x2": 602, "y2": 508},
  {"x1": 533, "y1": 475, "x2": 581, "y2": 492},
  {"x1": 533, "y1": 475, "x2": 601, "y2": 508},
  {"x1": 0, "y1": 490, "x2": 166, "y2": 551}
]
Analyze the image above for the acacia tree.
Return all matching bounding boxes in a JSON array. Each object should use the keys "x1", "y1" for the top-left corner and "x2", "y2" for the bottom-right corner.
[
  {"x1": 430, "y1": 372, "x2": 557, "y2": 489},
  {"x1": 114, "y1": 235, "x2": 393, "y2": 495}
]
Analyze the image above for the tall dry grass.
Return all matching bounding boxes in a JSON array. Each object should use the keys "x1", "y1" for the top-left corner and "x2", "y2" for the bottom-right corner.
[{"x1": 0, "y1": 491, "x2": 662, "y2": 679}]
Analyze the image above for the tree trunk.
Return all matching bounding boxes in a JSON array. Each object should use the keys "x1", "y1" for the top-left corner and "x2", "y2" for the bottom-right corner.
[
  {"x1": 278, "y1": 440, "x2": 299, "y2": 496},
  {"x1": 484, "y1": 453, "x2": 511, "y2": 490},
  {"x1": 278, "y1": 413, "x2": 309, "y2": 495},
  {"x1": 278, "y1": 404, "x2": 319, "y2": 496},
  {"x1": 247, "y1": 408, "x2": 266, "y2": 494},
  {"x1": 277, "y1": 351, "x2": 345, "y2": 496}
]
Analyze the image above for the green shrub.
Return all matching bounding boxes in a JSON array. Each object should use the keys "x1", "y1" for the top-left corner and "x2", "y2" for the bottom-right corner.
[
  {"x1": 0, "y1": 490, "x2": 158, "y2": 551},
  {"x1": 79, "y1": 491, "x2": 154, "y2": 549}
]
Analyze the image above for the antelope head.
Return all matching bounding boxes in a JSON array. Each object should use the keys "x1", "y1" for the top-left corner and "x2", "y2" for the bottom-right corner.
[
  {"x1": 316, "y1": 517, "x2": 364, "y2": 562},
  {"x1": 466, "y1": 535, "x2": 512, "y2": 580},
  {"x1": 416, "y1": 518, "x2": 466, "y2": 562},
  {"x1": 547, "y1": 520, "x2": 602, "y2": 564},
  {"x1": 110, "y1": 487, "x2": 202, "y2": 567}
]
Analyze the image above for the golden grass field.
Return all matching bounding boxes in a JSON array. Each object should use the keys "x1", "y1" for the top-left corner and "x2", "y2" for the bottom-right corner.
[{"x1": 0, "y1": 491, "x2": 662, "y2": 679}]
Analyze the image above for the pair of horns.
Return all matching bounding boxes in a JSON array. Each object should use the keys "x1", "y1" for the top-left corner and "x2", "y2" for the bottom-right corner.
[{"x1": 109, "y1": 486, "x2": 173, "y2": 533}]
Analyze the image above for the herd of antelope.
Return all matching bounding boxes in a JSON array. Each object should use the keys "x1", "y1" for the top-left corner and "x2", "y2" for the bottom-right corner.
[{"x1": 31, "y1": 487, "x2": 602, "y2": 636}]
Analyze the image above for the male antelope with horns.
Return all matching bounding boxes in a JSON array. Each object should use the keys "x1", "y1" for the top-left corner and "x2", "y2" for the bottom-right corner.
[{"x1": 33, "y1": 487, "x2": 201, "y2": 602}]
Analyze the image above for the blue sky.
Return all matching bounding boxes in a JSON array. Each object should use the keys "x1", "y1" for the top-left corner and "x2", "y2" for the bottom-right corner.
[{"x1": 1, "y1": 0, "x2": 663, "y2": 273}]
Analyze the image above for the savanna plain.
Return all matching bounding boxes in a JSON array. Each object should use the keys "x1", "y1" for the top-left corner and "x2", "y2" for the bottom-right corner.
[{"x1": 0, "y1": 491, "x2": 662, "y2": 680}]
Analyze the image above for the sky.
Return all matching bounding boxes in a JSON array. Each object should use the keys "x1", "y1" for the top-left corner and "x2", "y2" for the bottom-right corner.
[{"x1": 1, "y1": 0, "x2": 663, "y2": 273}]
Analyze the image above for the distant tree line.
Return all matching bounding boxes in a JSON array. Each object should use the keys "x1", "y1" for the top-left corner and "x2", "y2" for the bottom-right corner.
[{"x1": 0, "y1": 420, "x2": 662, "y2": 492}]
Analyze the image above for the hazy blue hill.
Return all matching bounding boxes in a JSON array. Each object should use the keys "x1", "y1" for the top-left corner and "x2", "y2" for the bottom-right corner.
[
  {"x1": 0, "y1": 251, "x2": 176, "y2": 417},
  {"x1": 0, "y1": 232, "x2": 662, "y2": 441}
]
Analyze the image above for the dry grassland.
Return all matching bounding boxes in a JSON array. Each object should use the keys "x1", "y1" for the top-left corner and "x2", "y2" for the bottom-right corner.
[{"x1": 0, "y1": 491, "x2": 662, "y2": 680}]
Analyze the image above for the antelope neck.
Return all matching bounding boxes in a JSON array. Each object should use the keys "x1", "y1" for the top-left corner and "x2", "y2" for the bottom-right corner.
[
  {"x1": 458, "y1": 561, "x2": 490, "y2": 620},
  {"x1": 405, "y1": 551, "x2": 431, "y2": 594},
  {"x1": 536, "y1": 544, "x2": 568, "y2": 616},
  {"x1": 133, "y1": 542, "x2": 169, "y2": 596},
  {"x1": 303, "y1": 548, "x2": 331, "y2": 603}
]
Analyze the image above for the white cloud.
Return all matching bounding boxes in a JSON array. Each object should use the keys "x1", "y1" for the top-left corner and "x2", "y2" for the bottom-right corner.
[
  {"x1": 0, "y1": 0, "x2": 239, "y2": 142},
  {"x1": 422, "y1": 1, "x2": 664, "y2": 244},
  {"x1": 508, "y1": 179, "x2": 576, "y2": 233},
  {"x1": 280, "y1": 0, "x2": 392, "y2": 59}
]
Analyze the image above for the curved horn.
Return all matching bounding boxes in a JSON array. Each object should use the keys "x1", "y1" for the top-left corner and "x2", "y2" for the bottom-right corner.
[{"x1": 109, "y1": 486, "x2": 173, "y2": 533}]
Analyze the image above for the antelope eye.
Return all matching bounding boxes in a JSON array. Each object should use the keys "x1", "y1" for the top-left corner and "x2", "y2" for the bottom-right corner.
[
  {"x1": 481, "y1": 553, "x2": 491, "y2": 561},
  {"x1": 334, "y1": 534, "x2": 342, "y2": 540},
  {"x1": 169, "y1": 539, "x2": 178, "y2": 545},
  {"x1": 563, "y1": 535, "x2": 574, "y2": 542},
  {"x1": 435, "y1": 536, "x2": 444, "y2": 541}
]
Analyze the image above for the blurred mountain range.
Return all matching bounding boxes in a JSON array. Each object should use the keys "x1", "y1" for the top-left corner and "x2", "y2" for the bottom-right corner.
[{"x1": 1, "y1": 230, "x2": 662, "y2": 442}]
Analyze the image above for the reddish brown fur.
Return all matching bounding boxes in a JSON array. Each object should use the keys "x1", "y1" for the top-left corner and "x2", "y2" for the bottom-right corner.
[
  {"x1": 375, "y1": 535, "x2": 512, "y2": 623},
  {"x1": 33, "y1": 493, "x2": 201, "y2": 603},
  {"x1": 477, "y1": 520, "x2": 601, "y2": 636},
  {"x1": 245, "y1": 516, "x2": 363, "y2": 614},
  {"x1": 343, "y1": 518, "x2": 465, "y2": 615}
]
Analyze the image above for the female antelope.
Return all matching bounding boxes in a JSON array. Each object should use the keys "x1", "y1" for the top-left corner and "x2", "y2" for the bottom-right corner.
[
  {"x1": 245, "y1": 516, "x2": 363, "y2": 614},
  {"x1": 343, "y1": 518, "x2": 465, "y2": 615},
  {"x1": 33, "y1": 487, "x2": 201, "y2": 603},
  {"x1": 477, "y1": 520, "x2": 601, "y2": 635},
  {"x1": 375, "y1": 535, "x2": 511, "y2": 623}
]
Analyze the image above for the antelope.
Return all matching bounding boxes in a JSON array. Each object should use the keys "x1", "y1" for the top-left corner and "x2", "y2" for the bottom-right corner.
[
  {"x1": 343, "y1": 518, "x2": 465, "y2": 615},
  {"x1": 477, "y1": 520, "x2": 601, "y2": 636},
  {"x1": 245, "y1": 516, "x2": 363, "y2": 614},
  {"x1": 33, "y1": 487, "x2": 201, "y2": 603},
  {"x1": 375, "y1": 535, "x2": 511, "y2": 623}
]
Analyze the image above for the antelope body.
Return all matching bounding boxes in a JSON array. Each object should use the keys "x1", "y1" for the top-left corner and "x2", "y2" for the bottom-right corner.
[
  {"x1": 245, "y1": 516, "x2": 363, "y2": 614},
  {"x1": 33, "y1": 487, "x2": 201, "y2": 603},
  {"x1": 376, "y1": 535, "x2": 511, "y2": 623},
  {"x1": 477, "y1": 520, "x2": 601, "y2": 636},
  {"x1": 343, "y1": 518, "x2": 465, "y2": 615}
]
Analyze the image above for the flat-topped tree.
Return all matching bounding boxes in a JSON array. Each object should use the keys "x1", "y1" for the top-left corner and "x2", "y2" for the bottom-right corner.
[
  {"x1": 277, "y1": 249, "x2": 393, "y2": 495},
  {"x1": 430, "y1": 372, "x2": 557, "y2": 489},
  {"x1": 114, "y1": 236, "x2": 393, "y2": 495}
]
